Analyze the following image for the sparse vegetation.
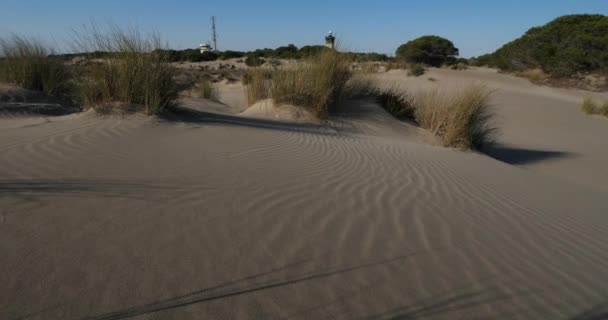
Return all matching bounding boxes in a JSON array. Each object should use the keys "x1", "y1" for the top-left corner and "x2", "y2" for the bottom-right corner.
[
  {"x1": 74, "y1": 24, "x2": 177, "y2": 115},
  {"x1": 0, "y1": 35, "x2": 71, "y2": 96},
  {"x1": 516, "y1": 69, "x2": 548, "y2": 82},
  {"x1": 581, "y1": 98, "x2": 608, "y2": 117},
  {"x1": 396, "y1": 36, "x2": 459, "y2": 67},
  {"x1": 450, "y1": 62, "x2": 468, "y2": 71},
  {"x1": 415, "y1": 84, "x2": 495, "y2": 149},
  {"x1": 385, "y1": 61, "x2": 408, "y2": 72}
]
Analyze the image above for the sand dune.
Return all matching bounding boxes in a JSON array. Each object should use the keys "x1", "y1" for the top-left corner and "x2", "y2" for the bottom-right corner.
[{"x1": 1, "y1": 69, "x2": 608, "y2": 319}]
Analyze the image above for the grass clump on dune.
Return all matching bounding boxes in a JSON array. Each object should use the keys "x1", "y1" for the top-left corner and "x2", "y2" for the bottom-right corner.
[
  {"x1": 190, "y1": 78, "x2": 217, "y2": 100},
  {"x1": 74, "y1": 24, "x2": 176, "y2": 115},
  {"x1": 345, "y1": 74, "x2": 494, "y2": 150},
  {"x1": 243, "y1": 67, "x2": 271, "y2": 106},
  {"x1": 581, "y1": 98, "x2": 608, "y2": 117},
  {"x1": 374, "y1": 87, "x2": 415, "y2": 119},
  {"x1": 245, "y1": 48, "x2": 351, "y2": 117},
  {"x1": 0, "y1": 35, "x2": 71, "y2": 96},
  {"x1": 415, "y1": 84, "x2": 496, "y2": 149}
]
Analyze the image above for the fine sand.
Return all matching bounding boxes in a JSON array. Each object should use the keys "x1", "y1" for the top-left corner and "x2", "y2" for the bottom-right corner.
[{"x1": 1, "y1": 68, "x2": 608, "y2": 319}]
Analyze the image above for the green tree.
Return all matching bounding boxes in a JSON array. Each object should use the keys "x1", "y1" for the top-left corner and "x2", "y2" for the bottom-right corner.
[{"x1": 396, "y1": 36, "x2": 459, "y2": 67}]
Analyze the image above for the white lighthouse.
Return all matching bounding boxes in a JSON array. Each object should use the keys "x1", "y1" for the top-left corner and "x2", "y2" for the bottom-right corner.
[{"x1": 325, "y1": 31, "x2": 336, "y2": 50}]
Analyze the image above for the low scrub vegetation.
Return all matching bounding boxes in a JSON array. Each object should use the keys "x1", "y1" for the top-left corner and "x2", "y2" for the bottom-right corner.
[
  {"x1": 516, "y1": 69, "x2": 548, "y2": 82},
  {"x1": 245, "y1": 48, "x2": 351, "y2": 117},
  {"x1": 581, "y1": 98, "x2": 608, "y2": 117},
  {"x1": 74, "y1": 24, "x2": 176, "y2": 115},
  {"x1": 0, "y1": 35, "x2": 71, "y2": 96}
]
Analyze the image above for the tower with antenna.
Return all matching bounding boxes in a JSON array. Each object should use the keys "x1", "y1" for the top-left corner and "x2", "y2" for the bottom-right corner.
[{"x1": 211, "y1": 16, "x2": 218, "y2": 52}]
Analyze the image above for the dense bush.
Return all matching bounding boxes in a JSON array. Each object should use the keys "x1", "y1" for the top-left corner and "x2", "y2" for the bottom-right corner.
[
  {"x1": 474, "y1": 15, "x2": 608, "y2": 76},
  {"x1": 274, "y1": 44, "x2": 299, "y2": 59},
  {"x1": 0, "y1": 35, "x2": 71, "y2": 96},
  {"x1": 298, "y1": 45, "x2": 325, "y2": 58},
  {"x1": 396, "y1": 36, "x2": 459, "y2": 67},
  {"x1": 219, "y1": 50, "x2": 246, "y2": 60}
]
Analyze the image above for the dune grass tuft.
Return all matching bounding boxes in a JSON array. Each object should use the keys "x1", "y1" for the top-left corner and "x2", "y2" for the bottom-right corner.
[
  {"x1": 245, "y1": 48, "x2": 351, "y2": 117},
  {"x1": 74, "y1": 24, "x2": 176, "y2": 115},
  {"x1": 344, "y1": 74, "x2": 495, "y2": 150},
  {"x1": 244, "y1": 68, "x2": 271, "y2": 106},
  {"x1": 0, "y1": 35, "x2": 71, "y2": 96},
  {"x1": 373, "y1": 87, "x2": 415, "y2": 119},
  {"x1": 581, "y1": 97, "x2": 608, "y2": 117},
  {"x1": 415, "y1": 84, "x2": 496, "y2": 149},
  {"x1": 191, "y1": 78, "x2": 217, "y2": 100}
]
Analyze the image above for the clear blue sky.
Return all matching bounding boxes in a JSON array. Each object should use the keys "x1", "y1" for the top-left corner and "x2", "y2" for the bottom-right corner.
[{"x1": 1, "y1": 0, "x2": 606, "y2": 57}]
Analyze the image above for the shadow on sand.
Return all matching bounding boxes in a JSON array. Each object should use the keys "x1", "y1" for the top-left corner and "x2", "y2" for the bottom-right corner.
[
  {"x1": 569, "y1": 304, "x2": 608, "y2": 320},
  {"x1": 0, "y1": 179, "x2": 176, "y2": 201},
  {"x1": 161, "y1": 105, "x2": 358, "y2": 136},
  {"x1": 483, "y1": 144, "x2": 577, "y2": 165}
]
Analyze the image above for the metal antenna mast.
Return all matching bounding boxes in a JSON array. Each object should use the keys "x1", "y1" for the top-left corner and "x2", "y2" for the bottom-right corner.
[{"x1": 211, "y1": 16, "x2": 218, "y2": 52}]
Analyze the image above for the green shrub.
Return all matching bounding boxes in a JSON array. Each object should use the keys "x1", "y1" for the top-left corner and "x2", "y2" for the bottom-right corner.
[
  {"x1": 396, "y1": 36, "x2": 459, "y2": 67},
  {"x1": 245, "y1": 56, "x2": 265, "y2": 67},
  {"x1": 74, "y1": 24, "x2": 177, "y2": 115},
  {"x1": 408, "y1": 64, "x2": 426, "y2": 77},
  {"x1": 0, "y1": 35, "x2": 71, "y2": 96}
]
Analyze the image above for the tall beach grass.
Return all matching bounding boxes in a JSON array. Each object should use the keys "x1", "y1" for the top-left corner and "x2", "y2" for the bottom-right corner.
[
  {"x1": 415, "y1": 84, "x2": 496, "y2": 149},
  {"x1": 74, "y1": 24, "x2": 176, "y2": 115},
  {"x1": 245, "y1": 48, "x2": 351, "y2": 117},
  {"x1": 0, "y1": 35, "x2": 70, "y2": 96}
]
